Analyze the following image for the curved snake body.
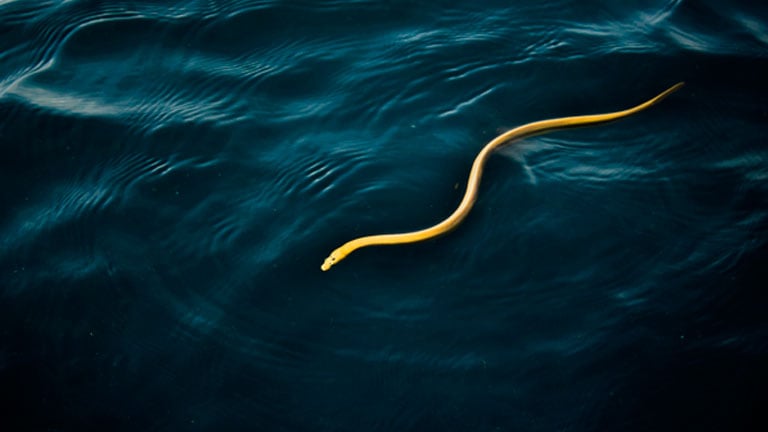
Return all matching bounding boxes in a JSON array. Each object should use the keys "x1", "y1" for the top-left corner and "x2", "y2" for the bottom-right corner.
[{"x1": 321, "y1": 82, "x2": 684, "y2": 271}]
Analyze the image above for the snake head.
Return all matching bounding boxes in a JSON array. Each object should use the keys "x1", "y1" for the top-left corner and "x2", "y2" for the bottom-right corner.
[{"x1": 321, "y1": 248, "x2": 346, "y2": 271}]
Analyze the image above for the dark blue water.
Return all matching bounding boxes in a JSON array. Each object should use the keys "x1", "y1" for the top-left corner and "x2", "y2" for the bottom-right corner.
[{"x1": 2, "y1": 1, "x2": 767, "y2": 430}]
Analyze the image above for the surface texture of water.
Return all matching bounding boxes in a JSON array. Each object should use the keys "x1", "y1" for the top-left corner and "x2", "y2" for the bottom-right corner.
[{"x1": 1, "y1": 0, "x2": 767, "y2": 430}]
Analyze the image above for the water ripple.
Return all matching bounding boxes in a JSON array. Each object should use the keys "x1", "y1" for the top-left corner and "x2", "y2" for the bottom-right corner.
[
  {"x1": 1, "y1": 1, "x2": 766, "y2": 430},
  {"x1": 0, "y1": 152, "x2": 189, "y2": 258}
]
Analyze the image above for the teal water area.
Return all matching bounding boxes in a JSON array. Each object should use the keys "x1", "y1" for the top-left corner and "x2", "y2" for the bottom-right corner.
[{"x1": 1, "y1": 1, "x2": 767, "y2": 430}]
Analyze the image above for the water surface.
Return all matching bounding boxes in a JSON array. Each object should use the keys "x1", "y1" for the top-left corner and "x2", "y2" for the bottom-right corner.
[{"x1": 1, "y1": 0, "x2": 767, "y2": 430}]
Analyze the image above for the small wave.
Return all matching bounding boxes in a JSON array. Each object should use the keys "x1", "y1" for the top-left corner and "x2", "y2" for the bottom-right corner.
[
  {"x1": 0, "y1": 152, "x2": 184, "y2": 257},
  {"x1": 155, "y1": 134, "x2": 378, "y2": 265},
  {"x1": 271, "y1": 139, "x2": 374, "y2": 198},
  {"x1": 0, "y1": 0, "x2": 57, "y2": 26},
  {"x1": 0, "y1": 1, "x2": 141, "y2": 96}
]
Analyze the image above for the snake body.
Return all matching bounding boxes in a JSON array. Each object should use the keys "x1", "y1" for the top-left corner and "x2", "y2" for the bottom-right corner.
[{"x1": 321, "y1": 82, "x2": 684, "y2": 271}]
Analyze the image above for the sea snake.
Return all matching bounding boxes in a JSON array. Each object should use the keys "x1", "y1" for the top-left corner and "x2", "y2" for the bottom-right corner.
[{"x1": 321, "y1": 82, "x2": 684, "y2": 271}]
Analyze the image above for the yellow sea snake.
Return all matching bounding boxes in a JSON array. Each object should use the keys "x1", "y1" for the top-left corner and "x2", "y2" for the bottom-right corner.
[{"x1": 321, "y1": 82, "x2": 684, "y2": 271}]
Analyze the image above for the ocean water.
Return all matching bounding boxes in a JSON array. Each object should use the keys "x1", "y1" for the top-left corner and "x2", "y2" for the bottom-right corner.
[{"x1": 1, "y1": 0, "x2": 767, "y2": 430}]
